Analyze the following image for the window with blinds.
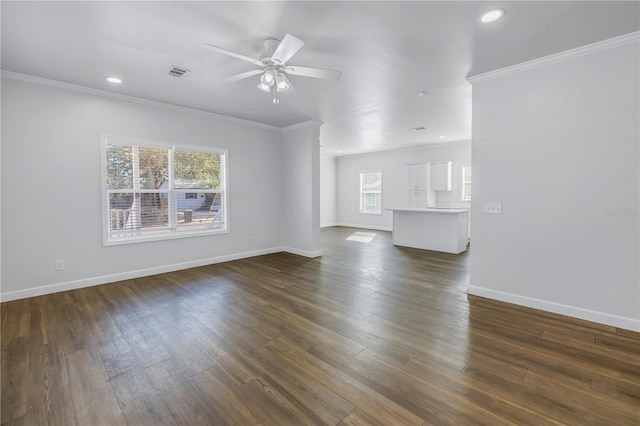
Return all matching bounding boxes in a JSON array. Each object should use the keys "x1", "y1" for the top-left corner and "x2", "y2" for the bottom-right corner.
[
  {"x1": 462, "y1": 166, "x2": 471, "y2": 201},
  {"x1": 101, "y1": 135, "x2": 228, "y2": 245},
  {"x1": 359, "y1": 170, "x2": 382, "y2": 214}
]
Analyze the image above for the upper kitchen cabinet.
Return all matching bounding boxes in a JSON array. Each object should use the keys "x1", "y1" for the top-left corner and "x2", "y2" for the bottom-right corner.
[{"x1": 430, "y1": 162, "x2": 452, "y2": 191}]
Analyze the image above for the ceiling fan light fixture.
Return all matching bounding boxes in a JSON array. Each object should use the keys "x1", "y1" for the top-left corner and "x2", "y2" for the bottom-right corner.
[
  {"x1": 258, "y1": 82, "x2": 271, "y2": 92},
  {"x1": 260, "y1": 70, "x2": 275, "y2": 86},
  {"x1": 276, "y1": 74, "x2": 290, "y2": 92}
]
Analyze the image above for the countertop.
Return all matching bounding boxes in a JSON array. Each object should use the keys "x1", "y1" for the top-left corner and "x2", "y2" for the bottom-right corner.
[{"x1": 386, "y1": 208, "x2": 469, "y2": 214}]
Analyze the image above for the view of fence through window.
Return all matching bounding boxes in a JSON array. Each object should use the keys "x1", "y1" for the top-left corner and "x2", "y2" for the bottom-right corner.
[{"x1": 103, "y1": 137, "x2": 227, "y2": 244}]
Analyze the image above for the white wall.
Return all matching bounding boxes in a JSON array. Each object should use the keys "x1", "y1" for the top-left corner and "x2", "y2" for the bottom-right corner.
[
  {"x1": 281, "y1": 122, "x2": 322, "y2": 257},
  {"x1": 469, "y1": 35, "x2": 640, "y2": 331},
  {"x1": 320, "y1": 154, "x2": 337, "y2": 227},
  {"x1": 335, "y1": 142, "x2": 471, "y2": 230},
  {"x1": 1, "y1": 77, "x2": 288, "y2": 300}
]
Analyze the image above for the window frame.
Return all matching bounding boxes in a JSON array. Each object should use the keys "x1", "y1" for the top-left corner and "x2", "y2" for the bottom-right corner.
[
  {"x1": 100, "y1": 134, "x2": 229, "y2": 246},
  {"x1": 461, "y1": 165, "x2": 471, "y2": 202},
  {"x1": 359, "y1": 169, "x2": 383, "y2": 215}
]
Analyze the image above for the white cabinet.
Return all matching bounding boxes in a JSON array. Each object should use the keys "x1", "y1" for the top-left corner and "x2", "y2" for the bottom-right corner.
[
  {"x1": 407, "y1": 164, "x2": 431, "y2": 208},
  {"x1": 408, "y1": 164, "x2": 428, "y2": 191},
  {"x1": 430, "y1": 162, "x2": 452, "y2": 191}
]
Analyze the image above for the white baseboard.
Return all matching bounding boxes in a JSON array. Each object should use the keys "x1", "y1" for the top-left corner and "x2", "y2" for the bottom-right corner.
[
  {"x1": 320, "y1": 222, "x2": 339, "y2": 228},
  {"x1": 468, "y1": 285, "x2": 640, "y2": 332},
  {"x1": 282, "y1": 247, "x2": 322, "y2": 258},
  {"x1": 0, "y1": 247, "x2": 298, "y2": 303},
  {"x1": 335, "y1": 222, "x2": 393, "y2": 232}
]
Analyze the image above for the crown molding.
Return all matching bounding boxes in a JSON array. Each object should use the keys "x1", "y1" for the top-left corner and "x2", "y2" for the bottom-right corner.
[
  {"x1": 282, "y1": 120, "x2": 323, "y2": 132},
  {"x1": 1, "y1": 70, "x2": 282, "y2": 132},
  {"x1": 337, "y1": 139, "x2": 472, "y2": 159},
  {"x1": 467, "y1": 31, "x2": 640, "y2": 85}
]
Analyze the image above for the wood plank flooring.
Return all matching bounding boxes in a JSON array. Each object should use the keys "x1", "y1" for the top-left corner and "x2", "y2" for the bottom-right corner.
[{"x1": 2, "y1": 226, "x2": 639, "y2": 425}]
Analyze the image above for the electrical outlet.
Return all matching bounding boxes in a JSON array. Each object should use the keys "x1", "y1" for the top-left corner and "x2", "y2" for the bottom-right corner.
[
  {"x1": 484, "y1": 202, "x2": 502, "y2": 214},
  {"x1": 55, "y1": 259, "x2": 65, "y2": 271}
]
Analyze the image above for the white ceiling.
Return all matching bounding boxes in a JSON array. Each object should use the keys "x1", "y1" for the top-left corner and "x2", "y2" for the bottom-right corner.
[{"x1": 2, "y1": 1, "x2": 638, "y2": 156}]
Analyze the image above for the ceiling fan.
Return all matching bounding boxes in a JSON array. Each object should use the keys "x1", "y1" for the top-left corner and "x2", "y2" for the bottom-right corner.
[{"x1": 204, "y1": 34, "x2": 341, "y2": 104}]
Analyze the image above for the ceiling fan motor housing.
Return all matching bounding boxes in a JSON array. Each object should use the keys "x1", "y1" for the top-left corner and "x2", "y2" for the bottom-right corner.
[{"x1": 263, "y1": 38, "x2": 281, "y2": 53}]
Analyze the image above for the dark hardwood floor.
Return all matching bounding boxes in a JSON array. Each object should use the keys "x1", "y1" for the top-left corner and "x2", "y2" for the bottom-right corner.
[{"x1": 2, "y1": 226, "x2": 639, "y2": 425}]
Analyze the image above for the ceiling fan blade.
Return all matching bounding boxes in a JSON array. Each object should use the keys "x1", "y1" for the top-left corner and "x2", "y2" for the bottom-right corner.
[
  {"x1": 203, "y1": 43, "x2": 264, "y2": 66},
  {"x1": 283, "y1": 65, "x2": 342, "y2": 81},
  {"x1": 271, "y1": 34, "x2": 305, "y2": 65},
  {"x1": 222, "y1": 69, "x2": 263, "y2": 83}
]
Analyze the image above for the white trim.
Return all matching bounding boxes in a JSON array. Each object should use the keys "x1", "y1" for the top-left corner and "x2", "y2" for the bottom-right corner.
[
  {"x1": 282, "y1": 120, "x2": 322, "y2": 131},
  {"x1": 282, "y1": 247, "x2": 322, "y2": 258},
  {"x1": 467, "y1": 31, "x2": 640, "y2": 84},
  {"x1": 0, "y1": 247, "x2": 287, "y2": 303},
  {"x1": 320, "y1": 222, "x2": 339, "y2": 228},
  {"x1": 335, "y1": 223, "x2": 393, "y2": 232},
  {"x1": 468, "y1": 285, "x2": 640, "y2": 332},
  {"x1": 1, "y1": 71, "x2": 281, "y2": 131},
  {"x1": 338, "y1": 140, "x2": 472, "y2": 159}
]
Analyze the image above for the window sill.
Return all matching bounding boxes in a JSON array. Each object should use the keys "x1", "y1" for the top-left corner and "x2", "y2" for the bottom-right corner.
[{"x1": 104, "y1": 227, "x2": 229, "y2": 246}]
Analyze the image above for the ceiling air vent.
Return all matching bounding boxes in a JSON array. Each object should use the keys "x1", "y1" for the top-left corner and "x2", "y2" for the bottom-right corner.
[{"x1": 168, "y1": 66, "x2": 190, "y2": 78}]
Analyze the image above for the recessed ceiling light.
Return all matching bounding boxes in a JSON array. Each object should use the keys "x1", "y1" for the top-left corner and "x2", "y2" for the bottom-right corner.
[
  {"x1": 480, "y1": 9, "x2": 504, "y2": 23},
  {"x1": 106, "y1": 77, "x2": 122, "y2": 84},
  {"x1": 439, "y1": 135, "x2": 445, "y2": 139},
  {"x1": 418, "y1": 91, "x2": 427, "y2": 97},
  {"x1": 337, "y1": 150, "x2": 342, "y2": 153},
  {"x1": 367, "y1": 146, "x2": 372, "y2": 149}
]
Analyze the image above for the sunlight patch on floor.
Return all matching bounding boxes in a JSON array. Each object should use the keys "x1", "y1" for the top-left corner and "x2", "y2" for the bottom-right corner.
[{"x1": 346, "y1": 231, "x2": 377, "y2": 243}]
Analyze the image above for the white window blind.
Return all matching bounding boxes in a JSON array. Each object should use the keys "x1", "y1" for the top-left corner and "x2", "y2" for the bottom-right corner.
[
  {"x1": 359, "y1": 170, "x2": 382, "y2": 214},
  {"x1": 102, "y1": 136, "x2": 228, "y2": 245}
]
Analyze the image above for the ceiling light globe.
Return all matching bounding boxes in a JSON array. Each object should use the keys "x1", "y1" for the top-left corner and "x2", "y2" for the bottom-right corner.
[
  {"x1": 261, "y1": 72, "x2": 275, "y2": 86},
  {"x1": 276, "y1": 76, "x2": 290, "y2": 91},
  {"x1": 480, "y1": 9, "x2": 504, "y2": 23}
]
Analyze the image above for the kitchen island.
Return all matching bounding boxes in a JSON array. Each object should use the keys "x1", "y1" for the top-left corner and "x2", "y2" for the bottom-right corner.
[{"x1": 388, "y1": 208, "x2": 469, "y2": 254}]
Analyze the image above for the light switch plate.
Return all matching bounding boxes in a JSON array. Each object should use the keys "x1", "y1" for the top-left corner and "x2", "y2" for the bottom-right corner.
[{"x1": 484, "y1": 202, "x2": 502, "y2": 214}]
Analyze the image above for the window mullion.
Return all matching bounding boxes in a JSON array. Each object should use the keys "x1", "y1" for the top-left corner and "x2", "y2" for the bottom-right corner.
[
  {"x1": 131, "y1": 145, "x2": 142, "y2": 234},
  {"x1": 168, "y1": 147, "x2": 177, "y2": 230}
]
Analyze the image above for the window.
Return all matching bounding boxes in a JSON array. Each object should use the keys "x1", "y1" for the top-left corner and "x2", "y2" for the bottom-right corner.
[
  {"x1": 462, "y1": 165, "x2": 471, "y2": 201},
  {"x1": 101, "y1": 135, "x2": 227, "y2": 245},
  {"x1": 359, "y1": 170, "x2": 382, "y2": 214}
]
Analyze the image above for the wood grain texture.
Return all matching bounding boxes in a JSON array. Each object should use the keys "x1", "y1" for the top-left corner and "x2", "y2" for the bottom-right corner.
[{"x1": 2, "y1": 227, "x2": 639, "y2": 425}]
